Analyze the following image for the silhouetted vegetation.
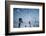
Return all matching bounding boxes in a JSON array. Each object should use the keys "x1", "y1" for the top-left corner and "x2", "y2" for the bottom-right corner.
[{"x1": 19, "y1": 18, "x2": 23, "y2": 28}]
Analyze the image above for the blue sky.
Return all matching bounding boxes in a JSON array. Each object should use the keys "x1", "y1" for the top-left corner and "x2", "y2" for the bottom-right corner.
[
  {"x1": 13, "y1": 8, "x2": 39, "y2": 27},
  {"x1": 13, "y1": 8, "x2": 39, "y2": 22}
]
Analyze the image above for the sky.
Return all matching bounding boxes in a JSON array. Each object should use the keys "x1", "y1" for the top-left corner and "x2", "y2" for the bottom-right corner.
[{"x1": 13, "y1": 8, "x2": 39, "y2": 28}]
